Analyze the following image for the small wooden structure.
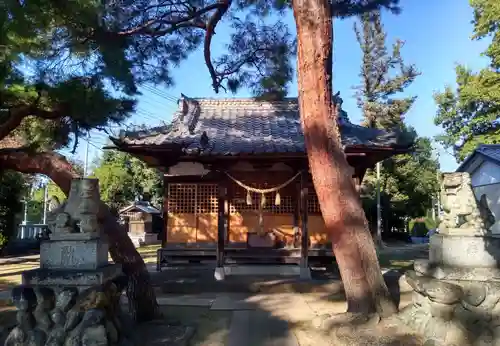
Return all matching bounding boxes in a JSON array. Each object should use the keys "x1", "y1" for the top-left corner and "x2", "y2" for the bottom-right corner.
[
  {"x1": 109, "y1": 95, "x2": 412, "y2": 277},
  {"x1": 118, "y1": 201, "x2": 162, "y2": 247}
]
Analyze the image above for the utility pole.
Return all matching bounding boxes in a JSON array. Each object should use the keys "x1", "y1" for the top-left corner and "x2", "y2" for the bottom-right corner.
[
  {"x1": 22, "y1": 198, "x2": 28, "y2": 225},
  {"x1": 43, "y1": 182, "x2": 49, "y2": 224},
  {"x1": 431, "y1": 197, "x2": 436, "y2": 221},
  {"x1": 436, "y1": 150, "x2": 441, "y2": 217},
  {"x1": 23, "y1": 183, "x2": 33, "y2": 224},
  {"x1": 21, "y1": 183, "x2": 32, "y2": 240},
  {"x1": 83, "y1": 131, "x2": 90, "y2": 177},
  {"x1": 376, "y1": 161, "x2": 383, "y2": 246}
]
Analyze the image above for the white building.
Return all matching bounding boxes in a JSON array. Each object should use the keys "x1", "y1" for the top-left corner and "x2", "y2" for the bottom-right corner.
[{"x1": 456, "y1": 144, "x2": 500, "y2": 234}]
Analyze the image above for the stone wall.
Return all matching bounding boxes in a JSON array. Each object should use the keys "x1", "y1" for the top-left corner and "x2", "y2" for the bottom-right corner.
[{"x1": 4, "y1": 275, "x2": 134, "y2": 346}]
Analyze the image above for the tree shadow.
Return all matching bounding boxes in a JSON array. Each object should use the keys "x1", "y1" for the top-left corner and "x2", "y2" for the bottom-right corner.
[{"x1": 0, "y1": 256, "x2": 39, "y2": 265}]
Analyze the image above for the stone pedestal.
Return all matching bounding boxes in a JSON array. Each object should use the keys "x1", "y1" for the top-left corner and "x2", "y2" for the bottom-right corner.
[
  {"x1": 22, "y1": 263, "x2": 122, "y2": 293},
  {"x1": 399, "y1": 234, "x2": 500, "y2": 346},
  {"x1": 428, "y1": 233, "x2": 500, "y2": 268},
  {"x1": 23, "y1": 234, "x2": 121, "y2": 291},
  {"x1": 398, "y1": 172, "x2": 500, "y2": 346},
  {"x1": 5, "y1": 178, "x2": 131, "y2": 346},
  {"x1": 39, "y1": 237, "x2": 109, "y2": 270}
]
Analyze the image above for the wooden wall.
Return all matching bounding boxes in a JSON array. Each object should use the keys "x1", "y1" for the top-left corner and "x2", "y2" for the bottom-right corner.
[{"x1": 164, "y1": 171, "x2": 329, "y2": 247}]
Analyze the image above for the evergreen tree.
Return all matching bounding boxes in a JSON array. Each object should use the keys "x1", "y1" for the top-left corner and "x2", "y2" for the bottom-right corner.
[
  {"x1": 354, "y1": 10, "x2": 419, "y2": 131},
  {"x1": 0, "y1": 171, "x2": 26, "y2": 249},
  {"x1": 353, "y1": 10, "x2": 438, "y2": 241},
  {"x1": 434, "y1": 0, "x2": 500, "y2": 161}
]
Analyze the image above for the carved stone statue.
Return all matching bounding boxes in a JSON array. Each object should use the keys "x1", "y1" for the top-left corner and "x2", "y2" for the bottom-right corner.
[
  {"x1": 47, "y1": 178, "x2": 102, "y2": 238},
  {"x1": 48, "y1": 196, "x2": 62, "y2": 213},
  {"x1": 479, "y1": 193, "x2": 495, "y2": 231},
  {"x1": 439, "y1": 172, "x2": 495, "y2": 235},
  {"x1": 79, "y1": 214, "x2": 99, "y2": 234},
  {"x1": 54, "y1": 213, "x2": 75, "y2": 234},
  {"x1": 332, "y1": 91, "x2": 350, "y2": 124},
  {"x1": 79, "y1": 179, "x2": 100, "y2": 215}
]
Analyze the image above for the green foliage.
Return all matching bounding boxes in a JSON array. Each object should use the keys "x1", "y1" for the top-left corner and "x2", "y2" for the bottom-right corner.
[
  {"x1": 0, "y1": 171, "x2": 26, "y2": 248},
  {"x1": 1, "y1": 0, "x2": 136, "y2": 156},
  {"x1": 362, "y1": 137, "x2": 440, "y2": 231},
  {"x1": 26, "y1": 160, "x2": 84, "y2": 222},
  {"x1": 91, "y1": 150, "x2": 163, "y2": 213},
  {"x1": 434, "y1": 0, "x2": 500, "y2": 161},
  {"x1": 409, "y1": 217, "x2": 437, "y2": 237},
  {"x1": 28, "y1": 181, "x2": 67, "y2": 223},
  {"x1": 353, "y1": 11, "x2": 439, "y2": 231}
]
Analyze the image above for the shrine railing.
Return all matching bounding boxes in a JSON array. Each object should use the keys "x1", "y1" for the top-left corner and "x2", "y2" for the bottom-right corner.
[{"x1": 16, "y1": 223, "x2": 50, "y2": 240}]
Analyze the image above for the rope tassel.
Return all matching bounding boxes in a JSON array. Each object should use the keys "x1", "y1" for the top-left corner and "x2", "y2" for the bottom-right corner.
[
  {"x1": 275, "y1": 192, "x2": 281, "y2": 206},
  {"x1": 224, "y1": 171, "x2": 303, "y2": 208},
  {"x1": 246, "y1": 191, "x2": 252, "y2": 205}
]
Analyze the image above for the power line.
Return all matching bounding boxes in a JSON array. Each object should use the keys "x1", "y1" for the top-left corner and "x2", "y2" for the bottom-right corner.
[
  {"x1": 136, "y1": 109, "x2": 163, "y2": 122},
  {"x1": 141, "y1": 85, "x2": 179, "y2": 103}
]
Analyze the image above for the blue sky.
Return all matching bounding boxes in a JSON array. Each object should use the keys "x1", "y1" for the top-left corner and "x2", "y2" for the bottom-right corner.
[{"x1": 80, "y1": 0, "x2": 490, "y2": 172}]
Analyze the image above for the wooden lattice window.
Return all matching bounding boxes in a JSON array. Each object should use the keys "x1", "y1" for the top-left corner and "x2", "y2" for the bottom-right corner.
[
  {"x1": 167, "y1": 184, "x2": 196, "y2": 213},
  {"x1": 229, "y1": 183, "x2": 294, "y2": 214},
  {"x1": 307, "y1": 188, "x2": 321, "y2": 214},
  {"x1": 167, "y1": 184, "x2": 219, "y2": 214},
  {"x1": 196, "y1": 184, "x2": 219, "y2": 213}
]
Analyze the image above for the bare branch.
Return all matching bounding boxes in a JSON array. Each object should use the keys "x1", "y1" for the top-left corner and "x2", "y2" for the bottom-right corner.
[
  {"x1": 332, "y1": 0, "x2": 400, "y2": 18},
  {"x1": 204, "y1": 0, "x2": 233, "y2": 93},
  {"x1": 116, "y1": 2, "x2": 229, "y2": 37},
  {"x1": 0, "y1": 105, "x2": 63, "y2": 141},
  {"x1": 0, "y1": 147, "x2": 79, "y2": 194}
]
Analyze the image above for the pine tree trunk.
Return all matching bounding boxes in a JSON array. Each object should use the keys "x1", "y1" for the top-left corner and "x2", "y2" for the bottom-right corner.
[
  {"x1": 292, "y1": 0, "x2": 397, "y2": 317},
  {"x1": 0, "y1": 149, "x2": 160, "y2": 322}
]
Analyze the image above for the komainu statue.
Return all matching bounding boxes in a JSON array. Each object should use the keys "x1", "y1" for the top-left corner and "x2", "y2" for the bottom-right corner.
[
  {"x1": 46, "y1": 178, "x2": 102, "y2": 237},
  {"x1": 439, "y1": 172, "x2": 495, "y2": 235}
]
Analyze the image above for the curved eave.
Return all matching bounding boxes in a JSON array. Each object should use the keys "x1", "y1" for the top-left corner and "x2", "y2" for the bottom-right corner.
[{"x1": 105, "y1": 139, "x2": 411, "y2": 159}]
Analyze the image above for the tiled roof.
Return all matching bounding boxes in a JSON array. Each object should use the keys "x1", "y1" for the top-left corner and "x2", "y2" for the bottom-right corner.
[
  {"x1": 476, "y1": 144, "x2": 500, "y2": 163},
  {"x1": 110, "y1": 96, "x2": 412, "y2": 156},
  {"x1": 119, "y1": 201, "x2": 161, "y2": 214},
  {"x1": 456, "y1": 144, "x2": 500, "y2": 172}
]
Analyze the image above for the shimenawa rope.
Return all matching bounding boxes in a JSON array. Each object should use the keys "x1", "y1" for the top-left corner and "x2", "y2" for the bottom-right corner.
[{"x1": 224, "y1": 171, "x2": 303, "y2": 207}]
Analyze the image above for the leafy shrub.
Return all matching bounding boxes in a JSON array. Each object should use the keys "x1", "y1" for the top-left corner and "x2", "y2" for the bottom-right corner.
[{"x1": 409, "y1": 217, "x2": 437, "y2": 237}]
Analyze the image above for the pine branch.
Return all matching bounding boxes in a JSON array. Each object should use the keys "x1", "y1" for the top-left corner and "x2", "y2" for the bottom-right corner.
[{"x1": 332, "y1": 0, "x2": 400, "y2": 18}]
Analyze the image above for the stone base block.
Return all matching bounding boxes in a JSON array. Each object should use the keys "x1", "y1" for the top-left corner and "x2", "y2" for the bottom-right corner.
[
  {"x1": 415, "y1": 259, "x2": 500, "y2": 282},
  {"x1": 40, "y1": 238, "x2": 109, "y2": 270},
  {"x1": 214, "y1": 267, "x2": 225, "y2": 281},
  {"x1": 22, "y1": 264, "x2": 122, "y2": 293},
  {"x1": 429, "y1": 233, "x2": 500, "y2": 268},
  {"x1": 129, "y1": 232, "x2": 161, "y2": 247},
  {"x1": 49, "y1": 232, "x2": 101, "y2": 241},
  {"x1": 299, "y1": 267, "x2": 312, "y2": 280},
  {"x1": 7, "y1": 268, "x2": 132, "y2": 346}
]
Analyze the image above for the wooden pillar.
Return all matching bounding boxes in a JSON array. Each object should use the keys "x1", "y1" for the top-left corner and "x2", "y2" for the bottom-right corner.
[
  {"x1": 158, "y1": 175, "x2": 169, "y2": 272},
  {"x1": 293, "y1": 182, "x2": 301, "y2": 248},
  {"x1": 162, "y1": 177, "x2": 169, "y2": 248},
  {"x1": 353, "y1": 166, "x2": 367, "y2": 193},
  {"x1": 300, "y1": 171, "x2": 310, "y2": 278},
  {"x1": 215, "y1": 182, "x2": 227, "y2": 278},
  {"x1": 224, "y1": 199, "x2": 231, "y2": 245}
]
